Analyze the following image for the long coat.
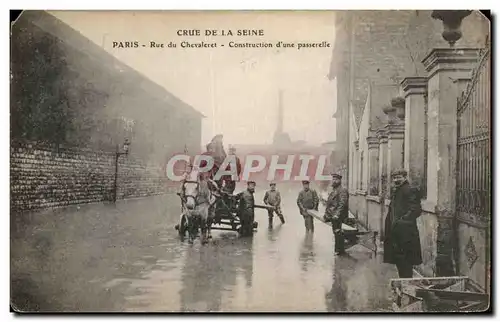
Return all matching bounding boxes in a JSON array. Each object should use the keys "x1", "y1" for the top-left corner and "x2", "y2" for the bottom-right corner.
[
  {"x1": 383, "y1": 181, "x2": 423, "y2": 265},
  {"x1": 238, "y1": 189, "x2": 255, "y2": 220}
]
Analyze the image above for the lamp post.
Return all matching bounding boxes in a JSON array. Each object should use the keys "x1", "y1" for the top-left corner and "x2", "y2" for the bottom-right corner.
[{"x1": 113, "y1": 138, "x2": 130, "y2": 203}]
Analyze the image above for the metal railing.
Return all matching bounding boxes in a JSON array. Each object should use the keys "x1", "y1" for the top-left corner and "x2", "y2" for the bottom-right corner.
[{"x1": 456, "y1": 45, "x2": 491, "y2": 221}]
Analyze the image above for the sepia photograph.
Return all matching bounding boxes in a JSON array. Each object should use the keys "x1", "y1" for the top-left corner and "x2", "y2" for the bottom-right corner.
[{"x1": 9, "y1": 8, "x2": 491, "y2": 313}]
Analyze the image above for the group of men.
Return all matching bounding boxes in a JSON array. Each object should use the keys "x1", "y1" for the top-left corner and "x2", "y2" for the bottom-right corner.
[
  {"x1": 190, "y1": 135, "x2": 423, "y2": 277},
  {"x1": 238, "y1": 168, "x2": 423, "y2": 277},
  {"x1": 236, "y1": 173, "x2": 349, "y2": 255},
  {"x1": 296, "y1": 174, "x2": 349, "y2": 255},
  {"x1": 200, "y1": 134, "x2": 242, "y2": 194}
]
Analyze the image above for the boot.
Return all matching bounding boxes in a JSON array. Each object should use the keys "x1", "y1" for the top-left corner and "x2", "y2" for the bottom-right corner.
[{"x1": 268, "y1": 216, "x2": 273, "y2": 229}]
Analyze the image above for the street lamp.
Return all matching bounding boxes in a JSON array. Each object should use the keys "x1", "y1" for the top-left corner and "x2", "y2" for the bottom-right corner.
[{"x1": 113, "y1": 138, "x2": 130, "y2": 203}]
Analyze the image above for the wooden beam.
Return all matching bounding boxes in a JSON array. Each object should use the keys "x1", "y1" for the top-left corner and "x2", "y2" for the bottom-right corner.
[{"x1": 416, "y1": 289, "x2": 489, "y2": 302}]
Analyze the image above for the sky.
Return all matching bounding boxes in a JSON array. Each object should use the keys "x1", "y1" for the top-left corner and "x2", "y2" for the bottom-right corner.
[{"x1": 50, "y1": 11, "x2": 337, "y2": 146}]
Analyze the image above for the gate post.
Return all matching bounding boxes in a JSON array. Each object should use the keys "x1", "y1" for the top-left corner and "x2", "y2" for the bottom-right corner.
[
  {"x1": 422, "y1": 48, "x2": 480, "y2": 276},
  {"x1": 384, "y1": 123, "x2": 405, "y2": 194},
  {"x1": 401, "y1": 77, "x2": 428, "y2": 192}
]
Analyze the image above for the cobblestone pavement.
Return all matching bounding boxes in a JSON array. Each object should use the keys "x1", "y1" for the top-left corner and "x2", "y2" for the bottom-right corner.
[{"x1": 11, "y1": 183, "x2": 397, "y2": 312}]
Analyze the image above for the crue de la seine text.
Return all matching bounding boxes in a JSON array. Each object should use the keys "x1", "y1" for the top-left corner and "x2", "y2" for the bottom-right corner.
[{"x1": 176, "y1": 29, "x2": 265, "y2": 36}]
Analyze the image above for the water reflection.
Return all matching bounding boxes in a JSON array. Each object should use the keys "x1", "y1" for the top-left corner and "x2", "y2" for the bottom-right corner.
[
  {"x1": 298, "y1": 233, "x2": 315, "y2": 273},
  {"x1": 179, "y1": 233, "x2": 254, "y2": 312},
  {"x1": 325, "y1": 254, "x2": 358, "y2": 312},
  {"x1": 266, "y1": 224, "x2": 283, "y2": 242}
]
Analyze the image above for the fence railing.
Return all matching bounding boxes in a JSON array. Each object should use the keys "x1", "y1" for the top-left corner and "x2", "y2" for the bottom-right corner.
[{"x1": 456, "y1": 46, "x2": 491, "y2": 222}]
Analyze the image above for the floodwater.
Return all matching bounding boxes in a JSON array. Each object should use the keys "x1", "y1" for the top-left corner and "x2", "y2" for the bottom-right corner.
[{"x1": 11, "y1": 183, "x2": 396, "y2": 312}]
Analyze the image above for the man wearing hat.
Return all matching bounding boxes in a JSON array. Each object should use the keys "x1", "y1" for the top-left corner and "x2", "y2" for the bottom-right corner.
[
  {"x1": 297, "y1": 180, "x2": 319, "y2": 233},
  {"x1": 323, "y1": 173, "x2": 349, "y2": 255},
  {"x1": 264, "y1": 182, "x2": 285, "y2": 228},
  {"x1": 238, "y1": 181, "x2": 256, "y2": 236},
  {"x1": 221, "y1": 146, "x2": 242, "y2": 195},
  {"x1": 383, "y1": 169, "x2": 423, "y2": 278}
]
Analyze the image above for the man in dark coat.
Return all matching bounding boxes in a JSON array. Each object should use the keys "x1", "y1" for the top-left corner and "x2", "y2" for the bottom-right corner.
[
  {"x1": 238, "y1": 181, "x2": 256, "y2": 236},
  {"x1": 323, "y1": 173, "x2": 349, "y2": 255},
  {"x1": 383, "y1": 169, "x2": 423, "y2": 278},
  {"x1": 297, "y1": 180, "x2": 319, "y2": 233}
]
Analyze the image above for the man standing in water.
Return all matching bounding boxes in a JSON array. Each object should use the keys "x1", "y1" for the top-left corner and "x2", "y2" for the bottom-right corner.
[
  {"x1": 323, "y1": 173, "x2": 349, "y2": 255},
  {"x1": 383, "y1": 169, "x2": 422, "y2": 278},
  {"x1": 238, "y1": 181, "x2": 256, "y2": 236},
  {"x1": 297, "y1": 180, "x2": 319, "y2": 233},
  {"x1": 264, "y1": 182, "x2": 285, "y2": 228}
]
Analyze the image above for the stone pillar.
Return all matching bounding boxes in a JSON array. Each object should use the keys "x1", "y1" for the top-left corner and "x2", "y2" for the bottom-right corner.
[
  {"x1": 366, "y1": 136, "x2": 380, "y2": 196},
  {"x1": 401, "y1": 77, "x2": 428, "y2": 190},
  {"x1": 422, "y1": 47, "x2": 480, "y2": 276},
  {"x1": 377, "y1": 129, "x2": 389, "y2": 199},
  {"x1": 385, "y1": 123, "x2": 405, "y2": 194},
  {"x1": 354, "y1": 140, "x2": 359, "y2": 190}
]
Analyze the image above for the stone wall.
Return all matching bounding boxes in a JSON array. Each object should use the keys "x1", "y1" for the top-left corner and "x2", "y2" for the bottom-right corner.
[
  {"x1": 11, "y1": 11, "x2": 203, "y2": 165},
  {"x1": 416, "y1": 204, "x2": 439, "y2": 277},
  {"x1": 457, "y1": 222, "x2": 489, "y2": 290},
  {"x1": 332, "y1": 10, "x2": 488, "y2": 104},
  {"x1": 348, "y1": 192, "x2": 367, "y2": 229},
  {"x1": 366, "y1": 196, "x2": 383, "y2": 234},
  {"x1": 10, "y1": 139, "x2": 175, "y2": 214}
]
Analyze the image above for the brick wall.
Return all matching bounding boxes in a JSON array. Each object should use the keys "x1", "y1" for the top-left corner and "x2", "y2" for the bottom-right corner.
[
  {"x1": 10, "y1": 139, "x2": 175, "y2": 213},
  {"x1": 11, "y1": 12, "x2": 203, "y2": 165}
]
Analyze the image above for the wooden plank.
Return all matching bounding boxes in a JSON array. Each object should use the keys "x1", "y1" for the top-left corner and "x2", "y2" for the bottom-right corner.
[
  {"x1": 307, "y1": 210, "x2": 358, "y2": 231},
  {"x1": 357, "y1": 231, "x2": 378, "y2": 253},
  {"x1": 459, "y1": 301, "x2": 488, "y2": 311},
  {"x1": 415, "y1": 289, "x2": 489, "y2": 302},
  {"x1": 443, "y1": 280, "x2": 466, "y2": 292},
  {"x1": 254, "y1": 204, "x2": 276, "y2": 210}
]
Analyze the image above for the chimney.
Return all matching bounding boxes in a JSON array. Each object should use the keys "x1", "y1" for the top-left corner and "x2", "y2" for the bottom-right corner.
[{"x1": 277, "y1": 89, "x2": 284, "y2": 134}]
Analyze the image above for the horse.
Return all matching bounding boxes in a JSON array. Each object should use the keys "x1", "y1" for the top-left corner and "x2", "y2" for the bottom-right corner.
[{"x1": 180, "y1": 168, "x2": 218, "y2": 244}]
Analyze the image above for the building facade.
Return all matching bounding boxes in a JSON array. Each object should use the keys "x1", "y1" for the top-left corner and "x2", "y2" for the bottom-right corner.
[
  {"x1": 328, "y1": 10, "x2": 490, "y2": 290},
  {"x1": 328, "y1": 10, "x2": 489, "y2": 189}
]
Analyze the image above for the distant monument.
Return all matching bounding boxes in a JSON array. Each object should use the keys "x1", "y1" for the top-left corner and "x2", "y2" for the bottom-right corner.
[{"x1": 272, "y1": 90, "x2": 292, "y2": 148}]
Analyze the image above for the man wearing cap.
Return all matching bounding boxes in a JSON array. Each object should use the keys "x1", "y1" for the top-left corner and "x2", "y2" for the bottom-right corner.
[
  {"x1": 238, "y1": 181, "x2": 256, "y2": 236},
  {"x1": 323, "y1": 173, "x2": 349, "y2": 255},
  {"x1": 383, "y1": 169, "x2": 423, "y2": 278},
  {"x1": 297, "y1": 180, "x2": 319, "y2": 233},
  {"x1": 264, "y1": 182, "x2": 285, "y2": 228}
]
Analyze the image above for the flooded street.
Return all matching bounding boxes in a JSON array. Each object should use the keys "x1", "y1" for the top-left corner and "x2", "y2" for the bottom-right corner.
[{"x1": 11, "y1": 183, "x2": 396, "y2": 312}]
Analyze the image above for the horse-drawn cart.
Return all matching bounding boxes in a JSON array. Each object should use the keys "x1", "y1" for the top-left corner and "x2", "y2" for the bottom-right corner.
[
  {"x1": 175, "y1": 186, "x2": 272, "y2": 242},
  {"x1": 209, "y1": 190, "x2": 260, "y2": 235}
]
